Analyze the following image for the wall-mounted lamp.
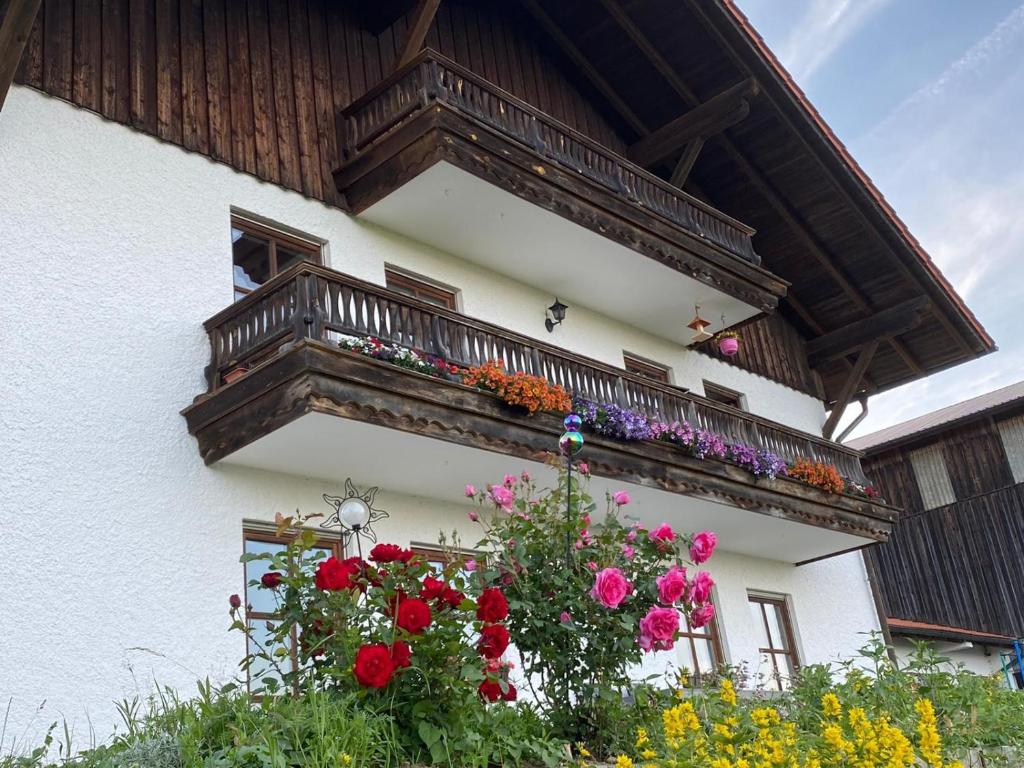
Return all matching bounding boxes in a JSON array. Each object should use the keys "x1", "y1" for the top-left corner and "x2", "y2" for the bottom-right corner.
[{"x1": 545, "y1": 298, "x2": 569, "y2": 332}]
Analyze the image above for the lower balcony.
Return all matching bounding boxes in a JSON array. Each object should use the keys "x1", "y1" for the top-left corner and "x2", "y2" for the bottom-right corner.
[{"x1": 182, "y1": 264, "x2": 895, "y2": 564}]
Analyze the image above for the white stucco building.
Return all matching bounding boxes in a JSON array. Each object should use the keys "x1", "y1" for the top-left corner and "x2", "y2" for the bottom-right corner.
[{"x1": 0, "y1": 0, "x2": 995, "y2": 747}]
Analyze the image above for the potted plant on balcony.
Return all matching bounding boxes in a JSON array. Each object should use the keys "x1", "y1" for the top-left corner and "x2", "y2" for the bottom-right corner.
[{"x1": 716, "y1": 330, "x2": 740, "y2": 357}]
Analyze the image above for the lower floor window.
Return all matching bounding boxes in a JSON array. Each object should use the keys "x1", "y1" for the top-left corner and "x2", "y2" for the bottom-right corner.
[
  {"x1": 242, "y1": 529, "x2": 342, "y2": 690},
  {"x1": 677, "y1": 611, "x2": 724, "y2": 685},
  {"x1": 748, "y1": 593, "x2": 799, "y2": 690}
]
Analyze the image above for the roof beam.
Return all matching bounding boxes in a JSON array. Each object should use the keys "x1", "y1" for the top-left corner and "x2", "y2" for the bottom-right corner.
[
  {"x1": 822, "y1": 340, "x2": 878, "y2": 440},
  {"x1": 0, "y1": 0, "x2": 42, "y2": 111},
  {"x1": 394, "y1": 0, "x2": 442, "y2": 72},
  {"x1": 670, "y1": 138, "x2": 705, "y2": 187},
  {"x1": 628, "y1": 78, "x2": 757, "y2": 167},
  {"x1": 599, "y1": 0, "x2": 926, "y2": 380},
  {"x1": 806, "y1": 298, "x2": 930, "y2": 369},
  {"x1": 517, "y1": 0, "x2": 649, "y2": 136}
]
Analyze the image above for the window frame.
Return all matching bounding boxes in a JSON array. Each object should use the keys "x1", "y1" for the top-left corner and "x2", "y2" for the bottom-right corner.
[
  {"x1": 623, "y1": 353, "x2": 672, "y2": 384},
  {"x1": 241, "y1": 527, "x2": 343, "y2": 693},
  {"x1": 231, "y1": 216, "x2": 322, "y2": 300},
  {"x1": 703, "y1": 381, "x2": 747, "y2": 411},
  {"x1": 384, "y1": 267, "x2": 459, "y2": 311},
  {"x1": 677, "y1": 609, "x2": 725, "y2": 686},
  {"x1": 748, "y1": 593, "x2": 799, "y2": 690}
]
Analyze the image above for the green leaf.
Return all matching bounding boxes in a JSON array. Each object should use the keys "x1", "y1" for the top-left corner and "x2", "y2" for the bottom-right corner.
[{"x1": 418, "y1": 721, "x2": 443, "y2": 749}]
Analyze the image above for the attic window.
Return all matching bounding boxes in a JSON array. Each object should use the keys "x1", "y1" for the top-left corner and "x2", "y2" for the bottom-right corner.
[{"x1": 908, "y1": 444, "x2": 956, "y2": 510}]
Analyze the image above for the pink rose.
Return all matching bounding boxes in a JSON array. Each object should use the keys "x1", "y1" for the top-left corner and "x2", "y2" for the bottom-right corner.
[
  {"x1": 590, "y1": 567, "x2": 632, "y2": 608},
  {"x1": 468, "y1": 510, "x2": 479, "y2": 522},
  {"x1": 578, "y1": 461, "x2": 590, "y2": 476},
  {"x1": 464, "y1": 484, "x2": 477, "y2": 498},
  {"x1": 649, "y1": 524, "x2": 676, "y2": 548},
  {"x1": 503, "y1": 474, "x2": 516, "y2": 488},
  {"x1": 574, "y1": 540, "x2": 584, "y2": 550},
  {"x1": 489, "y1": 486, "x2": 515, "y2": 511},
  {"x1": 612, "y1": 490, "x2": 631, "y2": 506},
  {"x1": 621, "y1": 544, "x2": 635, "y2": 560},
  {"x1": 626, "y1": 529, "x2": 637, "y2": 543},
  {"x1": 582, "y1": 514, "x2": 591, "y2": 526},
  {"x1": 691, "y1": 603, "x2": 715, "y2": 628},
  {"x1": 586, "y1": 561, "x2": 598, "y2": 572},
  {"x1": 690, "y1": 571, "x2": 715, "y2": 604},
  {"x1": 465, "y1": 559, "x2": 477, "y2": 572},
  {"x1": 690, "y1": 531, "x2": 717, "y2": 564},
  {"x1": 560, "y1": 611, "x2": 572, "y2": 623},
  {"x1": 521, "y1": 470, "x2": 531, "y2": 482},
  {"x1": 639, "y1": 606, "x2": 680, "y2": 652},
  {"x1": 656, "y1": 565, "x2": 688, "y2": 605}
]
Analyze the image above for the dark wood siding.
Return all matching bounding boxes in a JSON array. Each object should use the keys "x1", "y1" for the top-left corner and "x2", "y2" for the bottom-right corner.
[
  {"x1": 696, "y1": 312, "x2": 820, "y2": 398},
  {"x1": 13, "y1": 0, "x2": 628, "y2": 207},
  {"x1": 865, "y1": 483, "x2": 1024, "y2": 637},
  {"x1": 863, "y1": 408, "x2": 1024, "y2": 637}
]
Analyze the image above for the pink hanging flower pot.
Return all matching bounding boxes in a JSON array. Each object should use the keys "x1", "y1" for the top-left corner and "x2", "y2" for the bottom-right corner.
[{"x1": 717, "y1": 333, "x2": 740, "y2": 357}]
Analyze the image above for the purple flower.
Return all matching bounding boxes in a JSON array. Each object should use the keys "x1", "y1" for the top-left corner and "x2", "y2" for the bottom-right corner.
[{"x1": 693, "y1": 429, "x2": 727, "y2": 459}]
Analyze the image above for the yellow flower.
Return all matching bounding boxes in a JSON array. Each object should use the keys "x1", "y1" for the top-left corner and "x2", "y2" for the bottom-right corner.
[
  {"x1": 821, "y1": 692, "x2": 841, "y2": 719},
  {"x1": 576, "y1": 744, "x2": 591, "y2": 758},
  {"x1": 615, "y1": 756, "x2": 634, "y2": 768},
  {"x1": 720, "y1": 679, "x2": 738, "y2": 708},
  {"x1": 915, "y1": 698, "x2": 944, "y2": 767},
  {"x1": 636, "y1": 727, "x2": 649, "y2": 748},
  {"x1": 663, "y1": 701, "x2": 701, "y2": 741},
  {"x1": 751, "y1": 706, "x2": 781, "y2": 728},
  {"x1": 641, "y1": 748, "x2": 657, "y2": 759},
  {"x1": 339, "y1": 755, "x2": 352, "y2": 767}
]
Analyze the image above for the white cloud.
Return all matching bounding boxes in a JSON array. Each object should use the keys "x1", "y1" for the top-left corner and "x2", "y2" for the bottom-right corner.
[{"x1": 777, "y1": 0, "x2": 893, "y2": 83}]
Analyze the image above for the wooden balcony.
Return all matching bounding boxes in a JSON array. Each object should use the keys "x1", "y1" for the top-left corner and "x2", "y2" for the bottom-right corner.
[
  {"x1": 182, "y1": 264, "x2": 894, "y2": 563},
  {"x1": 332, "y1": 51, "x2": 787, "y2": 341}
]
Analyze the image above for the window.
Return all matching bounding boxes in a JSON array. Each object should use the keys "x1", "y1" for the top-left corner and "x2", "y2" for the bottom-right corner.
[
  {"x1": 624, "y1": 353, "x2": 671, "y2": 384},
  {"x1": 232, "y1": 216, "x2": 321, "y2": 301},
  {"x1": 242, "y1": 528, "x2": 342, "y2": 691},
  {"x1": 748, "y1": 594, "x2": 798, "y2": 691},
  {"x1": 677, "y1": 611, "x2": 724, "y2": 685},
  {"x1": 908, "y1": 444, "x2": 956, "y2": 510},
  {"x1": 997, "y1": 415, "x2": 1024, "y2": 484},
  {"x1": 385, "y1": 267, "x2": 459, "y2": 310},
  {"x1": 703, "y1": 381, "x2": 746, "y2": 411}
]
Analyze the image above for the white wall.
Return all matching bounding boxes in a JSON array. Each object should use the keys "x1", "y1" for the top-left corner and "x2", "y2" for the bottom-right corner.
[
  {"x1": 891, "y1": 638, "x2": 1010, "y2": 681},
  {"x1": 1, "y1": 87, "x2": 852, "y2": 746}
]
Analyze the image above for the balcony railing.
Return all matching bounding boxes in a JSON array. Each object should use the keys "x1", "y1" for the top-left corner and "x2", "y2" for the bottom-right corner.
[
  {"x1": 337, "y1": 50, "x2": 760, "y2": 267},
  {"x1": 202, "y1": 263, "x2": 868, "y2": 485}
]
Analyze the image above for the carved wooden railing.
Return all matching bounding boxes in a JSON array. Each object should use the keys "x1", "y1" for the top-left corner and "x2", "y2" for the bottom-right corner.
[
  {"x1": 203, "y1": 263, "x2": 868, "y2": 484},
  {"x1": 338, "y1": 49, "x2": 761, "y2": 266}
]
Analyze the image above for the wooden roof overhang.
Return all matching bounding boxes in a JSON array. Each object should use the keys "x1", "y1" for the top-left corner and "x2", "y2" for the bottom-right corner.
[{"x1": 508, "y1": 0, "x2": 994, "y2": 405}]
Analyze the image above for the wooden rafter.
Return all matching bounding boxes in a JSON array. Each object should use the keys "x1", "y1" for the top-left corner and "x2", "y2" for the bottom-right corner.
[
  {"x1": 671, "y1": 138, "x2": 705, "y2": 187},
  {"x1": 627, "y1": 77, "x2": 757, "y2": 167},
  {"x1": 598, "y1": 0, "x2": 926, "y2": 380},
  {"x1": 0, "y1": 0, "x2": 42, "y2": 111},
  {"x1": 516, "y1": 0, "x2": 649, "y2": 136},
  {"x1": 806, "y1": 298, "x2": 930, "y2": 368},
  {"x1": 822, "y1": 341, "x2": 878, "y2": 440},
  {"x1": 394, "y1": 0, "x2": 442, "y2": 72}
]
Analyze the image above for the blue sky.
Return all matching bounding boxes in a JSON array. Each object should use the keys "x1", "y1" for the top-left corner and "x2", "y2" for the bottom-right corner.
[{"x1": 736, "y1": 0, "x2": 1024, "y2": 439}]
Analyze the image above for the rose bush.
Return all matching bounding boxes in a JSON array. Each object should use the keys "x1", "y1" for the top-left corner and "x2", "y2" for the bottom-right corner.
[
  {"x1": 465, "y1": 463, "x2": 716, "y2": 753},
  {"x1": 231, "y1": 514, "x2": 516, "y2": 764}
]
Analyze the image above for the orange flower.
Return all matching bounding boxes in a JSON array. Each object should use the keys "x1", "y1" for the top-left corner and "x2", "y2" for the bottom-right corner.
[
  {"x1": 463, "y1": 360, "x2": 571, "y2": 415},
  {"x1": 789, "y1": 458, "x2": 846, "y2": 495}
]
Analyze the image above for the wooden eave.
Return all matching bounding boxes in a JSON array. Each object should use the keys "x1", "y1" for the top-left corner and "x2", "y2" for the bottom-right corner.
[
  {"x1": 182, "y1": 341, "x2": 896, "y2": 543},
  {"x1": 522, "y1": 0, "x2": 995, "y2": 403}
]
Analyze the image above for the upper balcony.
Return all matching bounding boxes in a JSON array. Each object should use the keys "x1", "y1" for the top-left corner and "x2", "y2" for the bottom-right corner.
[
  {"x1": 333, "y1": 50, "x2": 787, "y2": 345},
  {"x1": 182, "y1": 263, "x2": 894, "y2": 564}
]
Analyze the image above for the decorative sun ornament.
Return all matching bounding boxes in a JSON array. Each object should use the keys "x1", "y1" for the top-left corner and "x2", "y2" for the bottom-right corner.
[
  {"x1": 321, "y1": 479, "x2": 388, "y2": 555},
  {"x1": 687, "y1": 305, "x2": 713, "y2": 344}
]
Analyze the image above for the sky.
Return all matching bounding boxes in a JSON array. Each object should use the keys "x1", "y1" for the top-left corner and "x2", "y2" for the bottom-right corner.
[{"x1": 735, "y1": 0, "x2": 1024, "y2": 440}]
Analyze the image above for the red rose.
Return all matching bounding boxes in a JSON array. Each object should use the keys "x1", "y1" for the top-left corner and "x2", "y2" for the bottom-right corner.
[
  {"x1": 370, "y1": 543, "x2": 414, "y2": 563},
  {"x1": 390, "y1": 640, "x2": 412, "y2": 669},
  {"x1": 229, "y1": 593, "x2": 242, "y2": 609},
  {"x1": 260, "y1": 571, "x2": 283, "y2": 589},
  {"x1": 396, "y1": 598, "x2": 432, "y2": 635},
  {"x1": 478, "y1": 679, "x2": 503, "y2": 702},
  {"x1": 442, "y1": 587, "x2": 466, "y2": 609},
  {"x1": 315, "y1": 557, "x2": 361, "y2": 591},
  {"x1": 476, "y1": 588, "x2": 509, "y2": 623},
  {"x1": 502, "y1": 683, "x2": 517, "y2": 701},
  {"x1": 353, "y1": 644, "x2": 395, "y2": 688},
  {"x1": 421, "y1": 576, "x2": 446, "y2": 600},
  {"x1": 478, "y1": 624, "x2": 510, "y2": 659}
]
